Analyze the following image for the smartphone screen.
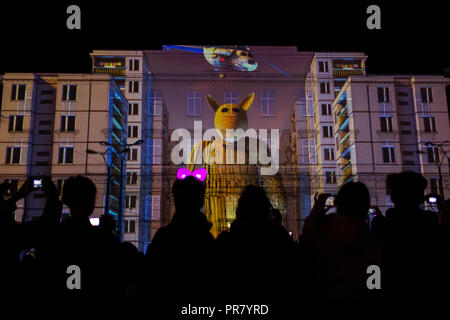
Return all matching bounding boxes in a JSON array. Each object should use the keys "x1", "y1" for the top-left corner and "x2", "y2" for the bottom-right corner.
[
  {"x1": 33, "y1": 179, "x2": 43, "y2": 189},
  {"x1": 325, "y1": 196, "x2": 335, "y2": 207}
]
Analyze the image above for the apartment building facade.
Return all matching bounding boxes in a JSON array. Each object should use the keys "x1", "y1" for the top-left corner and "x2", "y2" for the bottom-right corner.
[
  {"x1": 143, "y1": 46, "x2": 314, "y2": 239},
  {"x1": 1, "y1": 47, "x2": 448, "y2": 251},
  {"x1": 304, "y1": 53, "x2": 368, "y2": 201},
  {"x1": 0, "y1": 73, "x2": 128, "y2": 223},
  {"x1": 334, "y1": 75, "x2": 450, "y2": 210}
]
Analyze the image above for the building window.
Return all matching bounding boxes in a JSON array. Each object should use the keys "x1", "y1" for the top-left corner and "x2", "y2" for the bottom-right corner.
[
  {"x1": 322, "y1": 125, "x2": 333, "y2": 138},
  {"x1": 125, "y1": 195, "x2": 137, "y2": 209},
  {"x1": 127, "y1": 172, "x2": 138, "y2": 185},
  {"x1": 129, "y1": 102, "x2": 139, "y2": 116},
  {"x1": 430, "y1": 178, "x2": 439, "y2": 194},
  {"x1": 62, "y1": 85, "x2": 77, "y2": 101},
  {"x1": 129, "y1": 59, "x2": 140, "y2": 71},
  {"x1": 421, "y1": 87, "x2": 433, "y2": 103},
  {"x1": 11, "y1": 84, "x2": 26, "y2": 101},
  {"x1": 380, "y1": 116, "x2": 393, "y2": 132},
  {"x1": 310, "y1": 140, "x2": 316, "y2": 164},
  {"x1": 301, "y1": 139, "x2": 309, "y2": 164},
  {"x1": 318, "y1": 61, "x2": 329, "y2": 73},
  {"x1": 151, "y1": 195, "x2": 160, "y2": 220},
  {"x1": 423, "y1": 116, "x2": 436, "y2": 132},
  {"x1": 296, "y1": 100, "x2": 307, "y2": 117},
  {"x1": 261, "y1": 91, "x2": 275, "y2": 116},
  {"x1": 377, "y1": 87, "x2": 390, "y2": 102},
  {"x1": 152, "y1": 139, "x2": 162, "y2": 164},
  {"x1": 321, "y1": 104, "x2": 332, "y2": 116},
  {"x1": 319, "y1": 82, "x2": 331, "y2": 94},
  {"x1": 325, "y1": 171, "x2": 337, "y2": 184},
  {"x1": 224, "y1": 91, "x2": 238, "y2": 104},
  {"x1": 128, "y1": 125, "x2": 139, "y2": 138},
  {"x1": 152, "y1": 92, "x2": 163, "y2": 115},
  {"x1": 187, "y1": 92, "x2": 202, "y2": 116},
  {"x1": 58, "y1": 146, "x2": 74, "y2": 164},
  {"x1": 382, "y1": 144, "x2": 396, "y2": 163},
  {"x1": 128, "y1": 80, "x2": 139, "y2": 93},
  {"x1": 127, "y1": 148, "x2": 138, "y2": 161},
  {"x1": 324, "y1": 147, "x2": 335, "y2": 161},
  {"x1": 426, "y1": 146, "x2": 439, "y2": 164},
  {"x1": 8, "y1": 115, "x2": 24, "y2": 132},
  {"x1": 61, "y1": 115, "x2": 76, "y2": 132},
  {"x1": 5, "y1": 147, "x2": 22, "y2": 164},
  {"x1": 125, "y1": 220, "x2": 136, "y2": 233}
]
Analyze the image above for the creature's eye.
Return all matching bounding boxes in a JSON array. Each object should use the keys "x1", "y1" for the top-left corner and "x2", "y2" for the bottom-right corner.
[
  {"x1": 221, "y1": 108, "x2": 229, "y2": 113},
  {"x1": 232, "y1": 108, "x2": 240, "y2": 113}
]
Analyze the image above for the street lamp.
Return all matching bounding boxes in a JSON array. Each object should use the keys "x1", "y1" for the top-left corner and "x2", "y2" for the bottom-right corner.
[
  {"x1": 86, "y1": 148, "x2": 110, "y2": 217},
  {"x1": 87, "y1": 139, "x2": 144, "y2": 240},
  {"x1": 418, "y1": 141, "x2": 449, "y2": 199}
]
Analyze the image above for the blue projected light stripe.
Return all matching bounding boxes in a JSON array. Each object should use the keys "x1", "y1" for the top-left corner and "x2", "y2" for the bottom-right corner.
[
  {"x1": 163, "y1": 45, "x2": 204, "y2": 54},
  {"x1": 339, "y1": 118, "x2": 349, "y2": 131},
  {"x1": 254, "y1": 53, "x2": 291, "y2": 78}
]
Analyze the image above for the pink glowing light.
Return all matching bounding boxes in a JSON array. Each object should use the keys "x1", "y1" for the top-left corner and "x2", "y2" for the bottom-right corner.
[{"x1": 176, "y1": 168, "x2": 207, "y2": 182}]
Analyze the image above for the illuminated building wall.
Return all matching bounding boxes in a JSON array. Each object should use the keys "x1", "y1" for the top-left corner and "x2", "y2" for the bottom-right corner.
[
  {"x1": 0, "y1": 73, "x2": 128, "y2": 223},
  {"x1": 140, "y1": 46, "x2": 315, "y2": 240},
  {"x1": 334, "y1": 75, "x2": 450, "y2": 210},
  {"x1": 90, "y1": 51, "x2": 156, "y2": 251},
  {"x1": 2, "y1": 48, "x2": 448, "y2": 250},
  {"x1": 305, "y1": 53, "x2": 368, "y2": 202}
]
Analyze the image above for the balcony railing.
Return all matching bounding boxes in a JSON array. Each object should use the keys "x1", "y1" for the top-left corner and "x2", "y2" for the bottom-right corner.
[
  {"x1": 333, "y1": 69, "x2": 364, "y2": 77},
  {"x1": 94, "y1": 67, "x2": 126, "y2": 77}
]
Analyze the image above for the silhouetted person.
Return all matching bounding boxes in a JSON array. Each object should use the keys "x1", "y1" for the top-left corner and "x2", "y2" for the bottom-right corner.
[
  {"x1": 143, "y1": 175, "x2": 214, "y2": 305},
  {"x1": 118, "y1": 241, "x2": 143, "y2": 296},
  {"x1": 300, "y1": 182, "x2": 382, "y2": 301},
  {"x1": 438, "y1": 199, "x2": 450, "y2": 227},
  {"x1": 216, "y1": 185, "x2": 299, "y2": 308},
  {"x1": 382, "y1": 171, "x2": 440, "y2": 299},
  {"x1": 270, "y1": 207, "x2": 282, "y2": 226},
  {"x1": 0, "y1": 177, "x2": 62, "y2": 295},
  {"x1": 36, "y1": 175, "x2": 120, "y2": 295}
]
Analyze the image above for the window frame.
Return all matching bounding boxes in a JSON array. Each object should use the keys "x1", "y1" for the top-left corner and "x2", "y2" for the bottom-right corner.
[
  {"x1": 187, "y1": 91, "x2": 202, "y2": 116},
  {"x1": 260, "y1": 91, "x2": 275, "y2": 116}
]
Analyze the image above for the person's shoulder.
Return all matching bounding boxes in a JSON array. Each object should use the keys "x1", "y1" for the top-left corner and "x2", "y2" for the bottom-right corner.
[{"x1": 417, "y1": 209, "x2": 438, "y2": 225}]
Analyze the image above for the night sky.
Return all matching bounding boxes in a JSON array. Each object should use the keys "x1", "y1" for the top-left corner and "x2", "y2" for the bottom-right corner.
[{"x1": 0, "y1": 1, "x2": 448, "y2": 76}]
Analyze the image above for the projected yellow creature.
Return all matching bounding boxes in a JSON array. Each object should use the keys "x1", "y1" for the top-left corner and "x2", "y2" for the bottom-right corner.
[{"x1": 188, "y1": 93, "x2": 286, "y2": 237}]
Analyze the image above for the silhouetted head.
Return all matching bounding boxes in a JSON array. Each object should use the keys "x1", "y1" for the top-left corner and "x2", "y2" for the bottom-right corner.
[
  {"x1": 236, "y1": 185, "x2": 272, "y2": 224},
  {"x1": 206, "y1": 93, "x2": 254, "y2": 141},
  {"x1": 439, "y1": 199, "x2": 450, "y2": 226},
  {"x1": 62, "y1": 175, "x2": 97, "y2": 218},
  {"x1": 387, "y1": 171, "x2": 427, "y2": 209},
  {"x1": 335, "y1": 181, "x2": 370, "y2": 220},
  {"x1": 172, "y1": 175, "x2": 206, "y2": 212},
  {"x1": 99, "y1": 213, "x2": 117, "y2": 232},
  {"x1": 270, "y1": 208, "x2": 282, "y2": 225}
]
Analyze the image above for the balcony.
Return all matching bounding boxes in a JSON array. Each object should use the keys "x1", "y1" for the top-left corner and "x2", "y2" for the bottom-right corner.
[
  {"x1": 94, "y1": 67, "x2": 126, "y2": 77},
  {"x1": 342, "y1": 164, "x2": 354, "y2": 185},
  {"x1": 333, "y1": 69, "x2": 364, "y2": 78}
]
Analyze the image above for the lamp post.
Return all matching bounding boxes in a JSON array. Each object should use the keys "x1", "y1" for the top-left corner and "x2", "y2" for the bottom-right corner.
[
  {"x1": 424, "y1": 141, "x2": 448, "y2": 199},
  {"x1": 418, "y1": 141, "x2": 449, "y2": 199},
  {"x1": 86, "y1": 149, "x2": 110, "y2": 217},
  {"x1": 87, "y1": 139, "x2": 144, "y2": 240}
]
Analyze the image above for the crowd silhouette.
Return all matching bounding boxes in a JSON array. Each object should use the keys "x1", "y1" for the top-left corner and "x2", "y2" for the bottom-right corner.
[{"x1": 1, "y1": 170, "x2": 450, "y2": 309}]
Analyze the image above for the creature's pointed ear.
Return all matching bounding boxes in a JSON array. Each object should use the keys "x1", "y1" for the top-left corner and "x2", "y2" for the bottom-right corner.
[
  {"x1": 206, "y1": 95, "x2": 221, "y2": 112},
  {"x1": 239, "y1": 93, "x2": 255, "y2": 111}
]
